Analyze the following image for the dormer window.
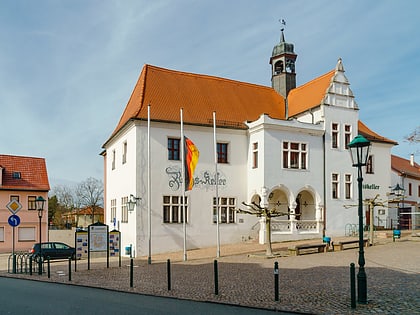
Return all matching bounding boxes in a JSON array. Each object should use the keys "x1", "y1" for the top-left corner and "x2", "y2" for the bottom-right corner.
[{"x1": 12, "y1": 172, "x2": 21, "y2": 179}]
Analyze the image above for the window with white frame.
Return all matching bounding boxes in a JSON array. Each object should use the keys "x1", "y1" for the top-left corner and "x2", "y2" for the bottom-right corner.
[
  {"x1": 213, "y1": 197, "x2": 236, "y2": 224},
  {"x1": 252, "y1": 142, "x2": 258, "y2": 169},
  {"x1": 112, "y1": 150, "x2": 116, "y2": 170},
  {"x1": 168, "y1": 138, "x2": 181, "y2": 160},
  {"x1": 332, "y1": 123, "x2": 339, "y2": 149},
  {"x1": 366, "y1": 155, "x2": 374, "y2": 174},
  {"x1": 163, "y1": 195, "x2": 188, "y2": 223},
  {"x1": 345, "y1": 174, "x2": 352, "y2": 199},
  {"x1": 282, "y1": 141, "x2": 307, "y2": 169},
  {"x1": 28, "y1": 196, "x2": 36, "y2": 210},
  {"x1": 217, "y1": 143, "x2": 229, "y2": 163},
  {"x1": 122, "y1": 141, "x2": 127, "y2": 164},
  {"x1": 344, "y1": 124, "x2": 351, "y2": 149},
  {"x1": 121, "y1": 196, "x2": 128, "y2": 223},
  {"x1": 332, "y1": 173, "x2": 339, "y2": 199},
  {"x1": 110, "y1": 199, "x2": 117, "y2": 223},
  {"x1": 0, "y1": 227, "x2": 4, "y2": 242}
]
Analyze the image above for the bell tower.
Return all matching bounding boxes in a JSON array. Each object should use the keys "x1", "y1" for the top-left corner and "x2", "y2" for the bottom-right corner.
[{"x1": 269, "y1": 22, "x2": 297, "y2": 98}]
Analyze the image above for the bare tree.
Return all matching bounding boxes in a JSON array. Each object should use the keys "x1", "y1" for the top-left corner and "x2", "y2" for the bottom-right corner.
[
  {"x1": 76, "y1": 177, "x2": 104, "y2": 224},
  {"x1": 236, "y1": 202, "x2": 291, "y2": 256},
  {"x1": 404, "y1": 126, "x2": 420, "y2": 144}
]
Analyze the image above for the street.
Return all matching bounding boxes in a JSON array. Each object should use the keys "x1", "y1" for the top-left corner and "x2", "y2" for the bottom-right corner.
[{"x1": 0, "y1": 277, "x2": 294, "y2": 315}]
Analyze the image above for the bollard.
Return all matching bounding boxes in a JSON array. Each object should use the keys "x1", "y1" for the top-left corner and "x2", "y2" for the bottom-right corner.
[
  {"x1": 274, "y1": 261, "x2": 279, "y2": 301},
  {"x1": 130, "y1": 258, "x2": 134, "y2": 288},
  {"x1": 167, "y1": 259, "x2": 171, "y2": 291},
  {"x1": 350, "y1": 263, "x2": 356, "y2": 309},
  {"x1": 38, "y1": 256, "x2": 43, "y2": 275},
  {"x1": 47, "y1": 257, "x2": 51, "y2": 278},
  {"x1": 29, "y1": 256, "x2": 33, "y2": 276},
  {"x1": 13, "y1": 254, "x2": 16, "y2": 274},
  {"x1": 68, "y1": 257, "x2": 72, "y2": 282},
  {"x1": 214, "y1": 260, "x2": 219, "y2": 295}
]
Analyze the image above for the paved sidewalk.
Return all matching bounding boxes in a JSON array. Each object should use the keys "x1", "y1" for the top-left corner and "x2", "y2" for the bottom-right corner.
[{"x1": 1, "y1": 235, "x2": 419, "y2": 314}]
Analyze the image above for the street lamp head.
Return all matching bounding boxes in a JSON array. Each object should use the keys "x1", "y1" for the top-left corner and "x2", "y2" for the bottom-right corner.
[
  {"x1": 127, "y1": 194, "x2": 141, "y2": 212},
  {"x1": 348, "y1": 135, "x2": 371, "y2": 167},
  {"x1": 391, "y1": 183, "x2": 405, "y2": 197},
  {"x1": 36, "y1": 196, "x2": 46, "y2": 218}
]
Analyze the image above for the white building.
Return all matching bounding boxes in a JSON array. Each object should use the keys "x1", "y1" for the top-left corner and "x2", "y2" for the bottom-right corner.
[
  {"x1": 390, "y1": 154, "x2": 420, "y2": 230},
  {"x1": 101, "y1": 30, "x2": 396, "y2": 257}
]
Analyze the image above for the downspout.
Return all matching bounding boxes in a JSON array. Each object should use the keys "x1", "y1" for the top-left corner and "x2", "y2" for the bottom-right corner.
[{"x1": 322, "y1": 132, "x2": 326, "y2": 237}]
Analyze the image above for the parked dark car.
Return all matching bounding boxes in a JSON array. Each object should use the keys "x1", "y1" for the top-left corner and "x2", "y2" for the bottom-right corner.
[{"x1": 29, "y1": 242, "x2": 76, "y2": 261}]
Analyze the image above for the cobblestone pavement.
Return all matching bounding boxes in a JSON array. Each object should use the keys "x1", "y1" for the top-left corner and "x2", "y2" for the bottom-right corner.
[{"x1": 1, "y1": 235, "x2": 419, "y2": 315}]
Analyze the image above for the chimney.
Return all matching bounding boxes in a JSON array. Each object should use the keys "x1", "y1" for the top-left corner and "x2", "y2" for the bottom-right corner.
[{"x1": 410, "y1": 153, "x2": 414, "y2": 166}]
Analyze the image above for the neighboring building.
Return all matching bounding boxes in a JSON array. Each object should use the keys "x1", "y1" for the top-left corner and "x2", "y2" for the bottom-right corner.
[
  {"x1": 102, "y1": 30, "x2": 396, "y2": 257},
  {"x1": 390, "y1": 154, "x2": 420, "y2": 230},
  {"x1": 62, "y1": 206, "x2": 105, "y2": 229},
  {"x1": 0, "y1": 154, "x2": 50, "y2": 253}
]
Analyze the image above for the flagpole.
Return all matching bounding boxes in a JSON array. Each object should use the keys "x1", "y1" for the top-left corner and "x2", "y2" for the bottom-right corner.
[
  {"x1": 213, "y1": 111, "x2": 220, "y2": 258},
  {"x1": 147, "y1": 104, "x2": 152, "y2": 264},
  {"x1": 180, "y1": 108, "x2": 187, "y2": 261}
]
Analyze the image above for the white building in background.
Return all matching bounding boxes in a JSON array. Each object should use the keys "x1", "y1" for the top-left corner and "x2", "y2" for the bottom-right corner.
[{"x1": 101, "y1": 30, "x2": 397, "y2": 257}]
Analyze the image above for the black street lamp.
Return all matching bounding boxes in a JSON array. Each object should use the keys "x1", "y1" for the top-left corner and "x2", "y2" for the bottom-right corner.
[
  {"x1": 127, "y1": 194, "x2": 140, "y2": 212},
  {"x1": 348, "y1": 135, "x2": 371, "y2": 304},
  {"x1": 391, "y1": 183, "x2": 404, "y2": 230},
  {"x1": 36, "y1": 196, "x2": 46, "y2": 275}
]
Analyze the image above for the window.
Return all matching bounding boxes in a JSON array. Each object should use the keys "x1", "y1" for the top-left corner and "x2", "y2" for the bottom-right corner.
[
  {"x1": 408, "y1": 183, "x2": 412, "y2": 196},
  {"x1": 163, "y1": 195, "x2": 188, "y2": 223},
  {"x1": 252, "y1": 142, "x2": 258, "y2": 168},
  {"x1": 213, "y1": 197, "x2": 236, "y2": 224},
  {"x1": 110, "y1": 199, "x2": 117, "y2": 223},
  {"x1": 345, "y1": 174, "x2": 352, "y2": 199},
  {"x1": 0, "y1": 227, "x2": 4, "y2": 242},
  {"x1": 18, "y1": 227, "x2": 35, "y2": 241},
  {"x1": 366, "y1": 155, "x2": 374, "y2": 174},
  {"x1": 344, "y1": 125, "x2": 351, "y2": 149},
  {"x1": 168, "y1": 138, "x2": 180, "y2": 160},
  {"x1": 332, "y1": 123, "x2": 339, "y2": 149},
  {"x1": 217, "y1": 143, "x2": 228, "y2": 163},
  {"x1": 122, "y1": 141, "x2": 127, "y2": 164},
  {"x1": 12, "y1": 172, "x2": 21, "y2": 179},
  {"x1": 112, "y1": 150, "x2": 116, "y2": 170},
  {"x1": 283, "y1": 141, "x2": 307, "y2": 169},
  {"x1": 418, "y1": 185, "x2": 420, "y2": 197},
  {"x1": 332, "y1": 173, "x2": 339, "y2": 199},
  {"x1": 28, "y1": 196, "x2": 36, "y2": 210},
  {"x1": 121, "y1": 196, "x2": 128, "y2": 223},
  {"x1": 10, "y1": 195, "x2": 19, "y2": 202}
]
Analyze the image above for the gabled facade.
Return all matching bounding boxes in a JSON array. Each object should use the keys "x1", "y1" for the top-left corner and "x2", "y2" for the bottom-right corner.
[
  {"x1": 0, "y1": 154, "x2": 50, "y2": 253},
  {"x1": 102, "y1": 30, "x2": 396, "y2": 257}
]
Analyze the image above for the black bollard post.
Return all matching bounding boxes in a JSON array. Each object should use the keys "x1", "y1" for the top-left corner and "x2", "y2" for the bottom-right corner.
[
  {"x1": 47, "y1": 257, "x2": 51, "y2": 278},
  {"x1": 214, "y1": 260, "x2": 219, "y2": 295},
  {"x1": 274, "y1": 261, "x2": 279, "y2": 301},
  {"x1": 29, "y1": 256, "x2": 32, "y2": 276},
  {"x1": 13, "y1": 254, "x2": 16, "y2": 274},
  {"x1": 350, "y1": 263, "x2": 356, "y2": 309},
  {"x1": 167, "y1": 259, "x2": 171, "y2": 291},
  {"x1": 68, "y1": 257, "x2": 72, "y2": 282},
  {"x1": 130, "y1": 258, "x2": 134, "y2": 288}
]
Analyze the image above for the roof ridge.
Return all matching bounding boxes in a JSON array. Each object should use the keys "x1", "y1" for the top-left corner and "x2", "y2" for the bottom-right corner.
[{"x1": 146, "y1": 64, "x2": 275, "y2": 91}]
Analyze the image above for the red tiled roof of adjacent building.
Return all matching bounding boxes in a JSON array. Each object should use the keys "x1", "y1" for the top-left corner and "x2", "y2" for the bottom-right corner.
[
  {"x1": 107, "y1": 64, "x2": 286, "y2": 142},
  {"x1": 391, "y1": 154, "x2": 420, "y2": 179},
  {"x1": 358, "y1": 120, "x2": 397, "y2": 145},
  {"x1": 0, "y1": 154, "x2": 50, "y2": 191},
  {"x1": 288, "y1": 69, "x2": 335, "y2": 117}
]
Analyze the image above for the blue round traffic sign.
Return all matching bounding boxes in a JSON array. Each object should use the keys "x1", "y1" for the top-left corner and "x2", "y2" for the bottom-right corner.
[{"x1": 8, "y1": 214, "x2": 20, "y2": 227}]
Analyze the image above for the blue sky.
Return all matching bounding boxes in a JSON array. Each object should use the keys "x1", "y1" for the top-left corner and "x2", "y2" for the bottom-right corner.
[{"x1": 1, "y1": 0, "x2": 419, "y2": 187}]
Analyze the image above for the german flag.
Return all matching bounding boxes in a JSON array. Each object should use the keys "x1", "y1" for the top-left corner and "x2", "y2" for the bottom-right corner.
[{"x1": 184, "y1": 136, "x2": 199, "y2": 191}]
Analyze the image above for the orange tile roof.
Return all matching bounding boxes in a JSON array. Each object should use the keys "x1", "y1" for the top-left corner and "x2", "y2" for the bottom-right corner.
[
  {"x1": 0, "y1": 154, "x2": 50, "y2": 191},
  {"x1": 106, "y1": 64, "x2": 286, "y2": 142},
  {"x1": 358, "y1": 120, "x2": 397, "y2": 145},
  {"x1": 391, "y1": 154, "x2": 420, "y2": 179},
  {"x1": 287, "y1": 69, "x2": 335, "y2": 117}
]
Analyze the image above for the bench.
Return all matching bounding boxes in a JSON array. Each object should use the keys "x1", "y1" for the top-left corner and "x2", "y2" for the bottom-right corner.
[
  {"x1": 332, "y1": 239, "x2": 368, "y2": 251},
  {"x1": 288, "y1": 243, "x2": 327, "y2": 256}
]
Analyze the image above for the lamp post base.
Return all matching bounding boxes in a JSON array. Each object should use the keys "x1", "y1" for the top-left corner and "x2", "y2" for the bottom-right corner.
[{"x1": 357, "y1": 267, "x2": 367, "y2": 304}]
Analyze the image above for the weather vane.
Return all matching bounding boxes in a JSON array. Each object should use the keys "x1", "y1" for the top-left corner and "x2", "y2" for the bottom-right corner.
[{"x1": 279, "y1": 19, "x2": 286, "y2": 32}]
